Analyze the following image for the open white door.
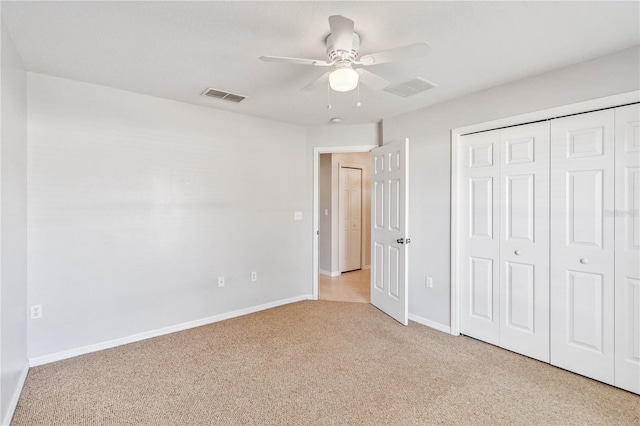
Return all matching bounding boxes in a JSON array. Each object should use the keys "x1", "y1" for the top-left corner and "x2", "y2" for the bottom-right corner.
[{"x1": 370, "y1": 139, "x2": 409, "y2": 325}]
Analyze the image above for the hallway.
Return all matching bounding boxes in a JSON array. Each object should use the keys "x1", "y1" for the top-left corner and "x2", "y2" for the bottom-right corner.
[{"x1": 318, "y1": 269, "x2": 370, "y2": 303}]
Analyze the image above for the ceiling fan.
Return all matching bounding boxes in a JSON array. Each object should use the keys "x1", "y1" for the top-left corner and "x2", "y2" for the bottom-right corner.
[{"x1": 260, "y1": 15, "x2": 432, "y2": 93}]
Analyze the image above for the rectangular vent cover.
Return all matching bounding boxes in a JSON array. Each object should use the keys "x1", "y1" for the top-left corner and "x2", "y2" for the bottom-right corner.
[
  {"x1": 201, "y1": 88, "x2": 247, "y2": 103},
  {"x1": 384, "y1": 77, "x2": 438, "y2": 98}
]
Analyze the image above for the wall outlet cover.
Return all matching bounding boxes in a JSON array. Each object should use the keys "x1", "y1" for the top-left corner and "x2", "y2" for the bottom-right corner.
[{"x1": 31, "y1": 304, "x2": 43, "y2": 319}]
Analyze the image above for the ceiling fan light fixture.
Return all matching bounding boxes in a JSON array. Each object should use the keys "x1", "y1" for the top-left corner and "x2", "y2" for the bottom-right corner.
[{"x1": 329, "y1": 67, "x2": 359, "y2": 92}]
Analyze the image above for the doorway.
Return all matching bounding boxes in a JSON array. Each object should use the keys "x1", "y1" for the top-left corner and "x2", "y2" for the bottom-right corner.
[{"x1": 312, "y1": 146, "x2": 376, "y2": 301}]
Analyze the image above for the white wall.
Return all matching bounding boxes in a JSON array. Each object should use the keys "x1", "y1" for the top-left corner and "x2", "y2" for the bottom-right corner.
[
  {"x1": 306, "y1": 124, "x2": 380, "y2": 151},
  {"x1": 0, "y1": 17, "x2": 28, "y2": 426},
  {"x1": 383, "y1": 46, "x2": 640, "y2": 328},
  {"x1": 27, "y1": 73, "x2": 311, "y2": 359}
]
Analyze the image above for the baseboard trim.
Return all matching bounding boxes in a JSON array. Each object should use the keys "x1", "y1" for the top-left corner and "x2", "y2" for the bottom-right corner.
[
  {"x1": 319, "y1": 269, "x2": 341, "y2": 277},
  {"x1": 29, "y1": 295, "x2": 312, "y2": 367},
  {"x1": 1, "y1": 360, "x2": 29, "y2": 426},
  {"x1": 408, "y1": 314, "x2": 451, "y2": 334}
]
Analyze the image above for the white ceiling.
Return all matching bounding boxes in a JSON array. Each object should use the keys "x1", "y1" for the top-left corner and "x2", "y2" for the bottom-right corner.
[{"x1": 3, "y1": 1, "x2": 639, "y2": 127}]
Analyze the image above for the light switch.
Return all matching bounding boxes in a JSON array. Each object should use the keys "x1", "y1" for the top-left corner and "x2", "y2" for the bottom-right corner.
[
  {"x1": 324, "y1": 209, "x2": 329, "y2": 216},
  {"x1": 294, "y1": 211, "x2": 303, "y2": 221}
]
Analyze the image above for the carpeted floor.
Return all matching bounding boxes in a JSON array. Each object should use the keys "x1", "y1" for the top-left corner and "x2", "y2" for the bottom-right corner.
[{"x1": 12, "y1": 301, "x2": 639, "y2": 425}]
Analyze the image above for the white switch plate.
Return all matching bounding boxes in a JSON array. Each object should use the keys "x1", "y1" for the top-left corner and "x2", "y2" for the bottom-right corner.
[
  {"x1": 324, "y1": 209, "x2": 329, "y2": 216},
  {"x1": 294, "y1": 211, "x2": 303, "y2": 221},
  {"x1": 218, "y1": 276, "x2": 225, "y2": 287},
  {"x1": 426, "y1": 277, "x2": 433, "y2": 288},
  {"x1": 251, "y1": 271, "x2": 257, "y2": 282}
]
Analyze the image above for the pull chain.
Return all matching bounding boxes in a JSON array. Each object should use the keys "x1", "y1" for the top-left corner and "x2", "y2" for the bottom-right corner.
[
  {"x1": 356, "y1": 84, "x2": 362, "y2": 107},
  {"x1": 327, "y1": 81, "x2": 332, "y2": 110}
]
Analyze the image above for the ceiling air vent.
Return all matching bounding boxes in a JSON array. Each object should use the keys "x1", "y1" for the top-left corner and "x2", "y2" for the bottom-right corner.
[
  {"x1": 201, "y1": 88, "x2": 247, "y2": 103},
  {"x1": 383, "y1": 77, "x2": 438, "y2": 98}
]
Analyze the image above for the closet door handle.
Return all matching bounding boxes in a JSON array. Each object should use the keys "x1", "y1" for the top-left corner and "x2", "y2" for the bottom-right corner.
[
  {"x1": 579, "y1": 258, "x2": 588, "y2": 264},
  {"x1": 514, "y1": 250, "x2": 522, "y2": 256}
]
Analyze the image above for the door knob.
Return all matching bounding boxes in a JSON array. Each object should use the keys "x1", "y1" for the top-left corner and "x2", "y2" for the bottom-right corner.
[
  {"x1": 397, "y1": 238, "x2": 404, "y2": 244},
  {"x1": 580, "y1": 258, "x2": 588, "y2": 264},
  {"x1": 514, "y1": 250, "x2": 522, "y2": 255}
]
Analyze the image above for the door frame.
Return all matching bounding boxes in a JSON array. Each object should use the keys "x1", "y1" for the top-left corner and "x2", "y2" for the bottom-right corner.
[
  {"x1": 312, "y1": 145, "x2": 377, "y2": 300},
  {"x1": 450, "y1": 90, "x2": 639, "y2": 336}
]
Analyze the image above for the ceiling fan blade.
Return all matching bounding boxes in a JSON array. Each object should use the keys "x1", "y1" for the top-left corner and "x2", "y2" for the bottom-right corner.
[
  {"x1": 358, "y1": 42, "x2": 432, "y2": 66},
  {"x1": 301, "y1": 72, "x2": 331, "y2": 92},
  {"x1": 356, "y1": 69, "x2": 389, "y2": 91},
  {"x1": 328, "y1": 15, "x2": 355, "y2": 53},
  {"x1": 260, "y1": 56, "x2": 332, "y2": 67}
]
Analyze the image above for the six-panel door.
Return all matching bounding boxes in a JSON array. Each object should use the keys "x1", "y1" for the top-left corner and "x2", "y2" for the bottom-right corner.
[
  {"x1": 457, "y1": 104, "x2": 637, "y2": 393},
  {"x1": 459, "y1": 130, "x2": 501, "y2": 345},
  {"x1": 550, "y1": 109, "x2": 615, "y2": 385},
  {"x1": 339, "y1": 167, "x2": 362, "y2": 272},
  {"x1": 614, "y1": 104, "x2": 640, "y2": 393},
  {"x1": 499, "y1": 122, "x2": 550, "y2": 362},
  {"x1": 370, "y1": 140, "x2": 409, "y2": 325}
]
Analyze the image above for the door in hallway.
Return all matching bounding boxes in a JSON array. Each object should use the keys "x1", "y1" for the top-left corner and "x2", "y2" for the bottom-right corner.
[{"x1": 339, "y1": 166, "x2": 362, "y2": 272}]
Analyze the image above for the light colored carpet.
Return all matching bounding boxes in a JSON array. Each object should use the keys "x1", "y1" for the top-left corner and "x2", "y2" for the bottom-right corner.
[
  {"x1": 319, "y1": 269, "x2": 370, "y2": 303},
  {"x1": 12, "y1": 301, "x2": 639, "y2": 425}
]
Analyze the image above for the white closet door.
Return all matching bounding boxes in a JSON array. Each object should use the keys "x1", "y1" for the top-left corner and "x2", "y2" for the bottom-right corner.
[
  {"x1": 459, "y1": 130, "x2": 500, "y2": 345},
  {"x1": 348, "y1": 168, "x2": 362, "y2": 270},
  {"x1": 550, "y1": 109, "x2": 615, "y2": 384},
  {"x1": 614, "y1": 104, "x2": 640, "y2": 394},
  {"x1": 499, "y1": 122, "x2": 550, "y2": 362},
  {"x1": 339, "y1": 167, "x2": 362, "y2": 272}
]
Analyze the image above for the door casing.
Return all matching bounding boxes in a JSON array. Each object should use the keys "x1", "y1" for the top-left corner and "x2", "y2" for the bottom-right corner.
[{"x1": 312, "y1": 145, "x2": 377, "y2": 300}]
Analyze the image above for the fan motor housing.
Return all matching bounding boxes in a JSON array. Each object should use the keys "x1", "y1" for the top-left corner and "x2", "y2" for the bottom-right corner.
[{"x1": 325, "y1": 32, "x2": 361, "y2": 62}]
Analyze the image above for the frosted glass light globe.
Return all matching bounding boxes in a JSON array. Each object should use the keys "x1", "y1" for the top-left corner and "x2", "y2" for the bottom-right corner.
[{"x1": 329, "y1": 68, "x2": 359, "y2": 92}]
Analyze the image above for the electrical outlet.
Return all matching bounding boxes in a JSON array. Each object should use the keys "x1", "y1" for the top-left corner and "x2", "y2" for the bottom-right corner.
[
  {"x1": 426, "y1": 277, "x2": 433, "y2": 288},
  {"x1": 31, "y1": 304, "x2": 43, "y2": 319},
  {"x1": 251, "y1": 271, "x2": 257, "y2": 282},
  {"x1": 218, "y1": 276, "x2": 225, "y2": 287}
]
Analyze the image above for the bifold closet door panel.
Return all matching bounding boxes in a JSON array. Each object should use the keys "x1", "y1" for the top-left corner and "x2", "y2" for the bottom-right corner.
[
  {"x1": 614, "y1": 103, "x2": 640, "y2": 394},
  {"x1": 550, "y1": 109, "x2": 615, "y2": 385},
  {"x1": 498, "y1": 122, "x2": 550, "y2": 363},
  {"x1": 459, "y1": 130, "x2": 500, "y2": 345}
]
